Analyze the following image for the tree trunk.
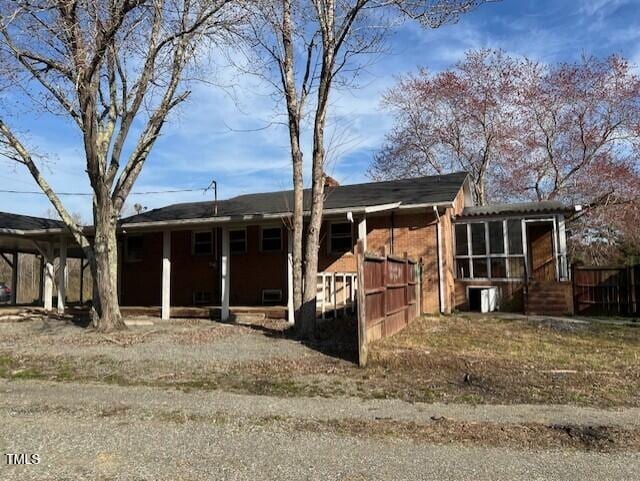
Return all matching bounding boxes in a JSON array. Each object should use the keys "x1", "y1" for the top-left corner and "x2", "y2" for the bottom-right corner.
[
  {"x1": 91, "y1": 201, "x2": 125, "y2": 332},
  {"x1": 475, "y1": 171, "x2": 486, "y2": 206},
  {"x1": 281, "y1": 0, "x2": 304, "y2": 326},
  {"x1": 299, "y1": 95, "x2": 329, "y2": 337},
  {"x1": 300, "y1": 161, "x2": 324, "y2": 337},
  {"x1": 292, "y1": 157, "x2": 304, "y2": 321}
]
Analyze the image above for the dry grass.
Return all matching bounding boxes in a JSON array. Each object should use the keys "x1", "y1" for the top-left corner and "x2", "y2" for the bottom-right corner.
[
  {"x1": 364, "y1": 315, "x2": 640, "y2": 406},
  {"x1": 0, "y1": 314, "x2": 638, "y2": 407}
]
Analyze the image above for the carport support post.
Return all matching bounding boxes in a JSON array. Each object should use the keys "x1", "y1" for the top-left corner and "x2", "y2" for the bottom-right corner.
[
  {"x1": 220, "y1": 227, "x2": 230, "y2": 322},
  {"x1": 162, "y1": 231, "x2": 171, "y2": 320},
  {"x1": 43, "y1": 244, "x2": 54, "y2": 312},
  {"x1": 10, "y1": 252, "x2": 18, "y2": 305},
  {"x1": 287, "y1": 228, "x2": 294, "y2": 325},
  {"x1": 57, "y1": 236, "x2": 67, "y2": 314}
]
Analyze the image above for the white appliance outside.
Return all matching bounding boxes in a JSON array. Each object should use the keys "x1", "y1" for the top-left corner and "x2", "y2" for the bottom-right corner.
[{"x1": 480, "y1": 287, "x2": 499, "y2": 313}]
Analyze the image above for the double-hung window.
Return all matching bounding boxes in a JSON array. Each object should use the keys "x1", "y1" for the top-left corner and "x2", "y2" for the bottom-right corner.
[
  {"x1": 192, "y1": 231, "x2": 214, "y2": 256},
  {"x1": 261, "y1": 227, "x2": 282, "y2": 252},
  {"x1": 329, "y1": 222, "x2": 353, "y2": 253},
  {"x1": 230, "y1": 229, "x2": 247, "y2": 254}
]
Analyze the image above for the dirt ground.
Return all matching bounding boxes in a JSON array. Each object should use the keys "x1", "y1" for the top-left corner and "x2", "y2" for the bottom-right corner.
[
  {"x1": 1, "y1": 313, "x2": 639, "y2": 480},
  {"x1": 0, "y1": 313, "x2": 637, "y2": 407}
]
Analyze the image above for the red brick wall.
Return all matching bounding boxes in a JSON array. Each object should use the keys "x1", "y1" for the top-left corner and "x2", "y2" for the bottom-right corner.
[
  {"x1": 170, "y1": 230, "x2": 219, "y2": 306},
  {"x1": 120, "y1": 232, "x2": 162, "y2": 306},
  {"x1": 229, "y1": 224, "x2": 287, "y2": 305},
  {"x1": 119, "y1": 206, "x2": 459, "y2": 312},
  {"x1": 316, "y1": 213, "x2": 442, "y2": 314},
  {"x1": 120, "y1": 230, "x2": 219, "y2": 307}
]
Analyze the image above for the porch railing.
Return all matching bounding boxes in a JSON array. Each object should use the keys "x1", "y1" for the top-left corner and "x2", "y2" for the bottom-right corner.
[{"x1": 317, "y1": 272, "x2": 358, "y2": 319}]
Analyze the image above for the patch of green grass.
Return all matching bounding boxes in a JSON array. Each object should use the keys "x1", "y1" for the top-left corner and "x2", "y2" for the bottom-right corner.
[{"x1": 10, "y1": 367, "x2": 45, "y2": 380}]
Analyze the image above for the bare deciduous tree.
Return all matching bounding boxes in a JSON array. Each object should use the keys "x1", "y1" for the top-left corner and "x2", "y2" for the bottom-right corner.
[
  {"x1": 373, "y1": 50, "x2": 640, "y2": 264},
  {"x1": 243, "y1": 0, "x2": 491, "y2": 337},
  {"x1": 369, "y1": 49, "x2": 517, "y2": 205},
  {"x1": 0, "y1": 0, "x2": 238, "y2": 331}
]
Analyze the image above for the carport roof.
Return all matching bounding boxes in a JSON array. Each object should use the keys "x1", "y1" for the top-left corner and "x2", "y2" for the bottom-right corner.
[
  {"x1": 120, "y1": 172, "x2": 470, "y2": 224},
  {"x1": 0, "y1": 211, "x2": 65, "y2": 232}
]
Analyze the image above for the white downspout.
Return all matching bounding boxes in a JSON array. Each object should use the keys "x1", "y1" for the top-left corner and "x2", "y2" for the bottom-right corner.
[{"x1": 433, "y1": 206, "x2": 445, "y2": 314}]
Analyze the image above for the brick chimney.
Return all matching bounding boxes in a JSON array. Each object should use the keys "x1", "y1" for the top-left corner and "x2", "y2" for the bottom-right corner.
[{"x1": 324, "y1": 175, "x2": 340, "y2": 187}]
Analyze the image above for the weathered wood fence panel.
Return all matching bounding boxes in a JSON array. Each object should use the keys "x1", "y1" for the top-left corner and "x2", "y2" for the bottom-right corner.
[
  {"x1": 356, "y1": 241, "x2": 420, "y2": 367},
  {"x1": 572, "y1": 264, "x2": 639, "y2": 317}
]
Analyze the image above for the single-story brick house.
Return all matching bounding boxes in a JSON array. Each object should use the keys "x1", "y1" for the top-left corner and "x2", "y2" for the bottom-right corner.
[{"x1": 0, "y1": 172, "x2": 576, "y2": 320}]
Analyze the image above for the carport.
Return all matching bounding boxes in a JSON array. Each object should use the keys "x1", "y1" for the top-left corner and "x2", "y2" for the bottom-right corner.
[{"x1": 0, "y1": 212, "x2": 84, "y2": 313}]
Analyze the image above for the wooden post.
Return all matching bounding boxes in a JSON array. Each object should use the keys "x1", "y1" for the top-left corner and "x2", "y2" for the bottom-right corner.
[
  {"x1": 10, "y1": 252, "x2": 18, "y2": 305},
  {"x1": 342, "y1": 274, "x2": 348, "y2": 317},
  {"x1": 161, "y1": 231, "x2": 171, "y2": 320},
  {"x1": 79, "y1": 258, "x2": 84, "y2": 304},
  {"x1": 382, "y1": 247, "x2": 388, "y2": 329},
  {"x1": 356, "y1": 240, "x2": 367, "y2": 367},
  {"x1": 404, "y1": 255, "x2": 409, "y2": 324},
  {"x1": 332, "y1": 272, "x2": 337, "y2": 318},
  {"x1": 57, "y1": 237, "x2": 67, "y2": 314},
  {"x1": 350, "y1": 274, "x2": 356, "y2": 314},
  {"x1": 321, "y1": 274, "x2": 326, "y2": 320},
  {"x1": 571, "y1": 263, "x2": 577, "y2": 315},
  {"x1": 38, "y1": 255, "x2": 44, "y2": 305}
]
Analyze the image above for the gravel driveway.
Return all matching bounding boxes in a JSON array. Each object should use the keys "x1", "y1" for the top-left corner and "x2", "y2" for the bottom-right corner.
[
  {"x1": 1, "y1": 398, "x2": 639, "y2": 481},
  {"x1": 1, "y1": 380, "x2": 639, "y2": 480}
]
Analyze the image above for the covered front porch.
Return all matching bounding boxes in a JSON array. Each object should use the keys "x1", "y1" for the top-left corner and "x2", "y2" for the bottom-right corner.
[{"x1": 118, "y1": 207, "x2": 371, "y2": 324}]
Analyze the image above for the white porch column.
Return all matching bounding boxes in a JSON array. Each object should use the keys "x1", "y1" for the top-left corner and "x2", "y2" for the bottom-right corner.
[
  {"x1": 57, "y1": 236, "x2": 67, "y2": 314},
  {"x1": 287, "y1": 228, "x2": 294, "y2": 325},
  {"x1": 557, "y1": 214, "x2": 568, "y2": 280},
  {"x1": 161, "y1": 231, "x2": 171, "y2": 320},
  {"x1": 358, "y1": 215, "x2": 367, "y2": 252},
  {"x1": 43, "y1": 244, "x2": 54, "y2": 311},
  {"x1": 220, "y1": 227, "x2": 230, "y2": 321}
]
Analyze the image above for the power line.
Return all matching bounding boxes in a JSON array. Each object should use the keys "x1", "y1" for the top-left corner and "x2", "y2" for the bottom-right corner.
[{"x1": 0, "y1": 187, "x2": 209, "y2": 196}]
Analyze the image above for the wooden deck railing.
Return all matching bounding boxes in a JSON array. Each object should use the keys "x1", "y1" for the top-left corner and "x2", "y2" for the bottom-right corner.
[{"x1": 316, "y1": 272, "x2": 357, "y2": 319}]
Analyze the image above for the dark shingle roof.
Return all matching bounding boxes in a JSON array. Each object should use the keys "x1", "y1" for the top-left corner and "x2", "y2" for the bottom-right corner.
[
  {"x1": 121, "y1": 172, "x2": 469, "y2": 224},
  {"x1": 458, "y1": 200, "x2": 567, "y2": 218},
  {"x1": 0, "y1": 211, "x2": 65, "y2": 231}
]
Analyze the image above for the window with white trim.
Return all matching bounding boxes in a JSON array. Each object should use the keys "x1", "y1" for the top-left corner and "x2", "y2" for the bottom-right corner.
[
  {"x1": 192, "y1": 230, "x2": 214, "y2": 256},
  {"x1": 329, "y1": 222, "x2": 352, "y2": 253},
  {"x1": 261, "y1": 227, "x2": 282, "y2": 252},
  {"x1": 454, "y1": 219, "x2": 525, "y2": 280}
]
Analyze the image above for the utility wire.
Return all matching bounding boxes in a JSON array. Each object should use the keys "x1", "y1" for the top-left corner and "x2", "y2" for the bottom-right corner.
[{"x1": 0, "y1": 187, "x2": 209, "y2": 196}]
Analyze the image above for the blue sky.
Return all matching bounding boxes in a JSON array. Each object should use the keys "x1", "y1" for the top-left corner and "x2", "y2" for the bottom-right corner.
[{"x1": 1, "y1": 0, "x2": 639, "y2": 221}]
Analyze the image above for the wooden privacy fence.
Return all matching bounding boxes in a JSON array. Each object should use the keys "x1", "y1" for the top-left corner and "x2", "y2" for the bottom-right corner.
[
  {"x1": 356, "y1": 240, "x2": 420, "y2": 367},
  {"x1": 572, "y1": 264, "x2": 639, "y2": 317}
]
